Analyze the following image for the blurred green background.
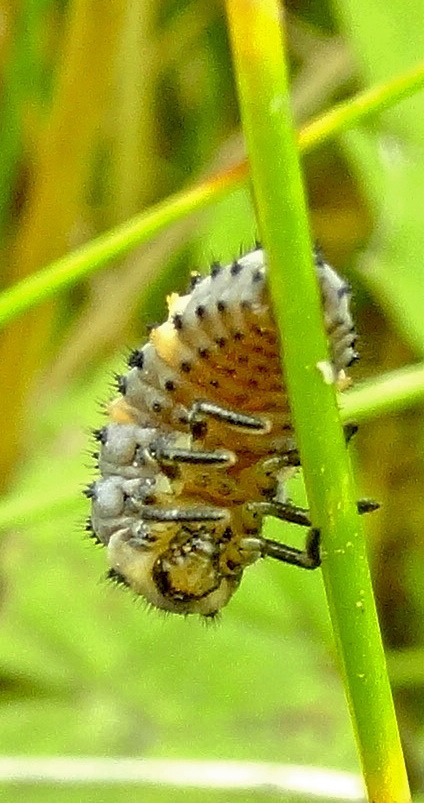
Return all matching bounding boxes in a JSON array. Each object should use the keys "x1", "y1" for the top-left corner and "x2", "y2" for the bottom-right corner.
[{"x1": 0, "y1": 0, "x2": 424, "y2": 800}]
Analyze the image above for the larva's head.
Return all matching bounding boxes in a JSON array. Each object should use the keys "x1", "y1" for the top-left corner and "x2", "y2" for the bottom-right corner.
[{"x1": 107, "y1": 523, "x2": 242, "y2": 617}]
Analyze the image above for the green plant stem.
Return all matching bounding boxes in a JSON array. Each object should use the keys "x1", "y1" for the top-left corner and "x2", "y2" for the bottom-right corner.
[
  {"x1": 340, "y1": 363, "x2": 424, "y2": 423},
  {"x1": 0, "y1": 63, "x2": 423, "y2": 330},
  {"x1": 225, "y1": 1, "x2": 410, "y2": 800}
]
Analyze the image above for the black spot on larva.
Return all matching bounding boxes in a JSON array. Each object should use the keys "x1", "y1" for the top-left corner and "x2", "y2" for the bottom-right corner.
[
  {"x1": 198, "y1": 347, "x2": 210, "y2": 359},
  {"x1": 115, "y1": 374, "x2": 127, "y2": 395},
  {"x1": 83, "y1": 483, "x2": 96, "y2": 499},
  {"x1": 210, "y1": 261, "x2": 222, "y2": 278},
  {"x1": 314, "y1": 244, "x2": 324, "y2": 266},
  {"x1": 252, "y1": 268, "x2": 263, "y2": 283},
  {"x1": 85, "y1": 518, "x2": 93, "y2": 531},
  {"x1": 152, "y1": 401, "x2": 162, "y2": 413},
  {"x1": 173, "y1": 313, "x2": 184, "y2": 330},
  {"x1": 216, "y1": 300, "x2": 226, "y2": 313},
  {"x1": 162, "y1": 463, "x2": 180, "y2": 480},
  {"x1": 215, "y1": 337, "x2": 226, "y2": 348},
  {"x1": 188, "y1": 272, "x2": 201, "y2": 290},
  {"x1": 221, "y1": 527, "x2": 233, "y2": 542},
  {"x1": 248, "y1": 378, "x2": 258, "y2": 388},
  {"x1": 210, "y1": 379, "x2": 219, "y2": 388},
  {"x1": 233, "y1": 331, "x2": 245, "y2": 341},
  {"x1": 180, "y1": 361, "x2": 192, "y2": 373},
  {"x1": 93, "y1": 427, "x2": 107, "y2": 444},
  {"x1": 241, "y1": 299, "x2": 252, "y2": 311},
  {"x1": 192, "y1": 420, "x2": 208, "y2": 439},
  {"x1": 231, "y1": 259, "x2": 242, "y2": 276},
  {"x1": 237, "y1": 355, "x2": 248, "y2": 364},
  {"x1": 165, "y1": 379, "x2": 176, "y2": 391},
  {"x1": 127, "y1": 349, "x2": 144, "y2": 369},
  {"x1": 107, "y1": 568, "x2": 131, "y2": 588},
  {"x1": 92, "y1": 451, "x2": 99, "y2": 460},
  {"x1": 338, "y1": 283, "x2": 352, "y2": 298},
  {"x1": 195, "y1": 304, "x2": 206, "y2": 319}
]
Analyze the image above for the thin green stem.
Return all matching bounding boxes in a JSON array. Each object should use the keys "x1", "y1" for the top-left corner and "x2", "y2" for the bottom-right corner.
[
  {"x1": 0, "y1": 63, "x2": 423, "y2": 329},
  {"x1": 225, "y1": 1, "x2": 410, "y2": 800},
  {"x1": 340, "y1": 363, "x2": 424, "y2": 423}
]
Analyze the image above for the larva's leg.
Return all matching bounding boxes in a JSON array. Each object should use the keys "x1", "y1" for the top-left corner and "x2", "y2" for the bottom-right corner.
[
  {"x1": 245, "y1": 498, "x2": 379, "y2": 529},
  {"x1": 135, "y1": 505, "x2": 229, "y2": 523},
  {"x1": 242, "y1": 496, "x2": 379, "y2": 571},
  {"x1": 257, "y1": 501, "x2": 379, "y2": 569},
  {"x1": 244, "y1": 500, "x2": 311, "y2": 529},
  {"x1": 187, "y1": 400, "x2": 270, "y2": 437},
  {"x1": 259, "y1": 528, "x2": 321, "y2": 569},
  {"x1": 149, "y1": 442, "x2": 236, "y2": 468}
]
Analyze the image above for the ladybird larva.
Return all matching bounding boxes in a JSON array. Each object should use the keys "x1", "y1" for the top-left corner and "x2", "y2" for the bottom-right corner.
[{"x1": 87, "y1": 246, "x2": 362, "y2": 617}]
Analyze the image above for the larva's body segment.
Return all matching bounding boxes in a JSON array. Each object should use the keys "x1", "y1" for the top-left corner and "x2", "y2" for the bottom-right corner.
[{"x1": 88, "y1": 247, "x2": 357, "y2": 616}]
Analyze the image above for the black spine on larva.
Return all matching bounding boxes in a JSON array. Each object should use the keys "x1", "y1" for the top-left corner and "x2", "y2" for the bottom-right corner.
[{"x1": 127, "y1": 349, "x2": 144, "y2": 369}]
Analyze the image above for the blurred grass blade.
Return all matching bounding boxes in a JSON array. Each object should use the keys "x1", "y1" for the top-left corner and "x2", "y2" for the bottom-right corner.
[
  {"x1": 224, "y1": 1, "x2": 410, "y2": 800},
  {"x1": 0, "y1": 161, "x2": 246, "y2": 330},
  {"x1": 340, "y1": 363, "x2": 424, "y2": 423},
  {"x1": 0, "y1": 63, "x2": 423, "y2": 330}
]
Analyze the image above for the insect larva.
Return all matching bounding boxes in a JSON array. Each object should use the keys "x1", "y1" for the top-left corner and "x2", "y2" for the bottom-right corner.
[{"x1": 87, "y1": 246, "x2": 369, "y2": 617}]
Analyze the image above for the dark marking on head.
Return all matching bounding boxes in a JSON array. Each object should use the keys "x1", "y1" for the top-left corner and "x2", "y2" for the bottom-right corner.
[
  {"x1": 216, "y1": 300, "x2": 226, "y2": 313},
  {"x1": 173, "y1": 313, "x2": 184, "y2": 330},
  {"x1": 152, "y1": 401, "x2": 162, "y2": 413},
  {"x1": 181, "y1": 361, "x2": 192, "y2": 373},
  {"x1": 195, "y1": 304, "x2": 206, "y2": 319},
  {"x1": 231, "y1": 259, "x2": 242, "y2": 276},
  {"x1": 165, "y1": 379, "x2": 176, "y2": 392},
  {"x1": 252, "y1": 268, "x2": 263, "y2": 283},
  {"x1": 215, "y1": 337, "x2": 226, "y2": 348},
  {"x1": 198, "y1": 347, "x2": 210, "y2": 359}
]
